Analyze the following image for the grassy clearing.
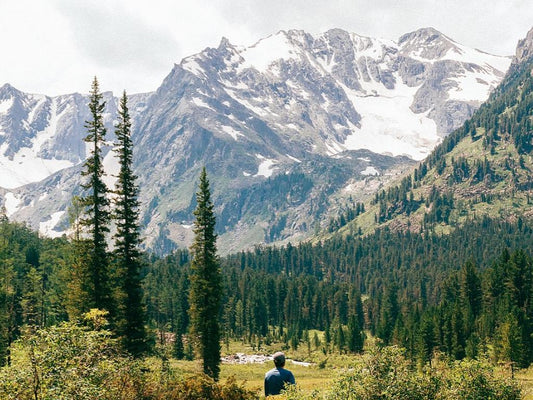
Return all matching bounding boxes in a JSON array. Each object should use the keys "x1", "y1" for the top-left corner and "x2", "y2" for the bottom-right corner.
[
  {"x1": 515, "y1": 366, "x2": 533, "y2": 399},
  {"x1": 162, "y1": 336, "x2": 533, "y2": 399},
  {"x1": 163, "y1": 338, "x2": 346, "y2": 398},
  {"x1": 167, "y1": 357, "x2": 335, "y2": 397}
]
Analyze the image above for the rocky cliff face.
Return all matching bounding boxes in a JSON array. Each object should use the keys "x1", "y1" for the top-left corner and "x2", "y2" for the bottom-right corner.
[
  {"x1": 0, "y1": 27, "x2": 512, "y2": 253},
  {"x1": 515, "y1": 27, "x2": 533, "y2": 64}
]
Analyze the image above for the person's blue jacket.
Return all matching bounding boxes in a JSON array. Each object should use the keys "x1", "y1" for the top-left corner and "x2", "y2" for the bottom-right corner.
[{"x1": 264, "y1": 366, "x2": 295, "y2": 396}]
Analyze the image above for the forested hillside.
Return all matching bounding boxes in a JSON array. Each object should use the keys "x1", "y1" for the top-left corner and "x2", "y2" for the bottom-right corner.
[
  {"x1": 146, "y1": 217, "x2": 533, "y2": 366},
  {"x1": 2, "y1": 211, "x2": 533, "y2": 370},
  {"x1": 327, "y1": 41, "x2": 533, "y2": 238}
]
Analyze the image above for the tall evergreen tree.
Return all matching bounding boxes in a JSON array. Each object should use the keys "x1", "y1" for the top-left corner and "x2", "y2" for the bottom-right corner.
[
  {"x1": 65, "y1": 196, "x2": 91, "y2": 321},
  {"x1": 113, "y1": 91, "x2": 147, "y2": 356},
  {"x1": 79, "y1": 77, "x2": 112, "y2": 314},
  {"x1": 0, "y1": 220, "x2": 15, "y2": 366},
  {"x1": 189, "y1": 168, "x2": 222, "y2": 380},
  {"x1": 347, "y1": 315, "x2": 364, "y2": 353}
]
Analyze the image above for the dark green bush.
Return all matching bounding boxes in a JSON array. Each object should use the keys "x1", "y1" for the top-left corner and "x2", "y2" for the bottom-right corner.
[
  {"x1": 283, "y1": 346, "x2": 521, "y2": 400},
  {"x1": 0, "y1": 311, "x2": 258, "y2": 400}
]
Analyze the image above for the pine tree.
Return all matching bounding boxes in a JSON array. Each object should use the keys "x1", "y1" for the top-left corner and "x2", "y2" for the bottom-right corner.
[
  {"x1": 113, "y1": 91, "x2": 147, "y2": 357},
  {"x1": 0, "y1": 220, "x2": 15, "y2": 366},
  {"x1": 173, "y1": 313, "x2": 185, "y2": 360},
  {"x1": 189, "y1": 168, "x2": 222, "y2": 380},
  {"x1": 65, "y1": 196, "x2": 91, "y2": 321},
  {"x1": 79, "y1": 77, "x2": 112, "y2": 314},
  {"x1": 347, "y1": 315, "x2": 364, "y2": 353},
  {"x1": 336, "y1": 321, "x2": 346, "y2": 353}
]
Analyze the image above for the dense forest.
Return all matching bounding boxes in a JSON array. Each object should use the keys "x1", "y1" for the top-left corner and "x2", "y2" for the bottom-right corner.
[
  {"x1": 146, "y1": 217, "x2": 533, "y2": 366},
  {"x1": 2, "y1": 213, "x2": 533, "y2": 370}
]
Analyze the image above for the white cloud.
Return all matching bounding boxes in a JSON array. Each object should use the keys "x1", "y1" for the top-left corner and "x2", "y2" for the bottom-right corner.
[{"x1": 56, "y1": 1, "x2": 179, "y2": 70}]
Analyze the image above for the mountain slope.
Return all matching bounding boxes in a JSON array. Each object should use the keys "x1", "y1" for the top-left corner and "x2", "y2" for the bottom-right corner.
[
  {"x1": 330, "y1": 27, "x2": 533, "y2": 239},
  {"x1": 0, "y1": 28, "x2": 512, "y2": 253}
]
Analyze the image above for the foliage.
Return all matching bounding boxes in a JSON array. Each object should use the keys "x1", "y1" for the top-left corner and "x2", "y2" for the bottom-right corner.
[
  {"x1": 282, "y1": 347, "x2": 521, "y2": 400},
  {"x1": 77, "y1": 77, "x2": 113, "y2": 315},
  {"x1": 0, "y1": 218, "x2": 72, "y2": 366},
  {"x1": 438, "y1": 358, "x2": 521, "y2": 400},
  {"x1": 0, "y1": 310, "x2": 133, "y2": 400},
  {"x1": 189, "y1": 168, "x2": 223, "y2": 379},
  {"x1": 0, "y1": 313, "x2": 257, "y2": 400},
  {"x1": 145, "y1": 217, "x2": 533, "y2": 366},
  {"x1": 113, "y1": 91, "x2": 147, "y2": 357},
  {"x1": 146, "y1": 374, "x2": 258, "y2": 400},
  {"x1": 325, "y1": 346, "x2": 440, "y2": 400}
]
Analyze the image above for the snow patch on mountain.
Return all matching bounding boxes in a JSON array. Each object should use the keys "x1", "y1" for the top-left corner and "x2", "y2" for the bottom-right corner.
[
  {"x1": 4, "y1": 192, "x2": 20, "y2": 217},
  {"x1": 39, "y1": 211, "x2": 65, "y2": 238},
  {"x1": 0, "y1": 99, "x2": 13, "y2": 114},
  {"x1": 239, "y1": 32, "x2": 299, "y2": 73},
  {"x1": 287, "y1": 155, "x2": 301, "y2": 163},
  {"x1": 0, "y1": 145, "x2": 74, "y2": 188},
  {"x1": 182, "y1": 59, "x2": 206, "y2": 77},
  {"x1": 221, "y1": 125, "x2": 244, "y2": 140},
  {"x1": 102, "y1": 148, "x2": 120, "y2": 190},
  {"x1": 441, "y1": 43, "x2": 512, "y2": 72},
  {"x1": 448, "y1": 69, "x2": 498, "y2": 102},
  {"x1": 341, "y1": 78, "x2": 440, "y2": 160},
  {"x1": 191, "y1": 97, "x2": 212, "y2": 109},
  {"x1": 33, "y1": 98, "x2": 59, "y2": 151},
  {"x1": 361, "y1": 166, "x2": 380, "y2": 176},
  {"x1": 255, "y1": 154, "x2": 278, "y2": 177}
]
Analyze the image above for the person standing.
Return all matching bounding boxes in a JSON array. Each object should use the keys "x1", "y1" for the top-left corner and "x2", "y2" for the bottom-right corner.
[{"x1": 264, "y1": 351, "x2": 295, "y2": 396}]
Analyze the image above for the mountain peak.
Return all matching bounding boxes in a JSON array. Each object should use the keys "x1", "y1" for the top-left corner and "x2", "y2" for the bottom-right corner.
[
  {"x1": 1, "y1": 26, "x2": 513, "y2": 252},
  {"x1": 515, "y1": 26, "x2": 533, "y2": 64},
  {"x1": 218, "y1": 37, "x2": 233, "y2": 49},
  {"x1": 0, "y1": 83, "x2": 21, "y2": 99},
  {"x1": 398, "y1": 27, "x2": 460, "y2": 60},
  {"x1": 398, "y1": 27, "x2": 447, "y2": 44}
]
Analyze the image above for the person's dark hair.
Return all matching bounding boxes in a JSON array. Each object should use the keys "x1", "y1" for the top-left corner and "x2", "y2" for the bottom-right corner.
[{"x1": 273, "y1": 351, "x2": 285, "y2": 367}]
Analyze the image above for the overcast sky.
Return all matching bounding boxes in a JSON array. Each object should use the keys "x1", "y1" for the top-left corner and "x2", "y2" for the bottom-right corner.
[{"x1": 1, "y1": 0, "x2": 531, "y2": 96}]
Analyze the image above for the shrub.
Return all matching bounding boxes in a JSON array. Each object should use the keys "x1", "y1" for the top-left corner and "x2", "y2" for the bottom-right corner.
[
  {"x1": 157, "y1": 374, "x2": 258, "y2": 400},
  {"x1": 0, "y1": 310, "x2": 258, "y2": 400},
  {"x1": 438, "y1": 358, "x2": 521, "y2": 400},
  {"x1": 313, "y1": 346, "x2": 520, "y2": 400},
  {"x1": 325, "y1": 346, "x2": 439, "y2": 400},
  {"x1": 0, "y1": 310, "x2": 147, "y2": 400}
]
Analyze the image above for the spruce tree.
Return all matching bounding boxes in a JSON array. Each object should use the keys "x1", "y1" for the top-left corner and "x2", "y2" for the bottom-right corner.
[
  {"x1": 347, "y1": 315, "x2": 364, "y2": 353},
  {"x1": 65, "y1": 196, "x2": 91, "y2": 321},
  {"x1": 0, "y1": 220, "x2": 15, "y2": 366},
  {"x1": 113, "y1": 91, "x2": 147, "y2": 356},
  {"x1": 189, "y1": 168, "x2": 222, "y2": 380},
  {"x1": 79, "y1": 77, "x2": 112, "y2": 314}
]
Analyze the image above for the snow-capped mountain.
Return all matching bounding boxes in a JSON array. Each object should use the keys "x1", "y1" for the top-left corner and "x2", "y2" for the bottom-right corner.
[{"x1": 0, "y1": 27, "x2": 512, "y2": 253}]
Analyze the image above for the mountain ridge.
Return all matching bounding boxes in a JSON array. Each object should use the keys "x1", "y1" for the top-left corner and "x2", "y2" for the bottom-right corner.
[{"x1": 0, "y1": 27, "x2": 514, "y2": 253}]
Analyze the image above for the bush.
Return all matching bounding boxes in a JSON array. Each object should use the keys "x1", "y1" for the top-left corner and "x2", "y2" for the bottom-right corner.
[
  {"x1": 0, "y1": 311, "x2": 144, "y2": 400},
  {"x1": 438, "y1": 358, "x2": 521, "y2": 400},
  {"x1": 0, "y1": 310, "x2": 258, "y2": 400},
  {"x1": 325, "y1": 346, "x2": 439, "y2": 400},
  {"x1": 154, "y1": 374, "x2": 258, "y2": 400},
  {"x1": 284, "y1": 346, "x2": 521, "y2": 400}
]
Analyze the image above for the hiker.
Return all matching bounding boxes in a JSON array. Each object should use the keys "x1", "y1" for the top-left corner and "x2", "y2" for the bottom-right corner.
[{"x1": 264, "y1": 351, "x2": 295, "y2": 396}]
